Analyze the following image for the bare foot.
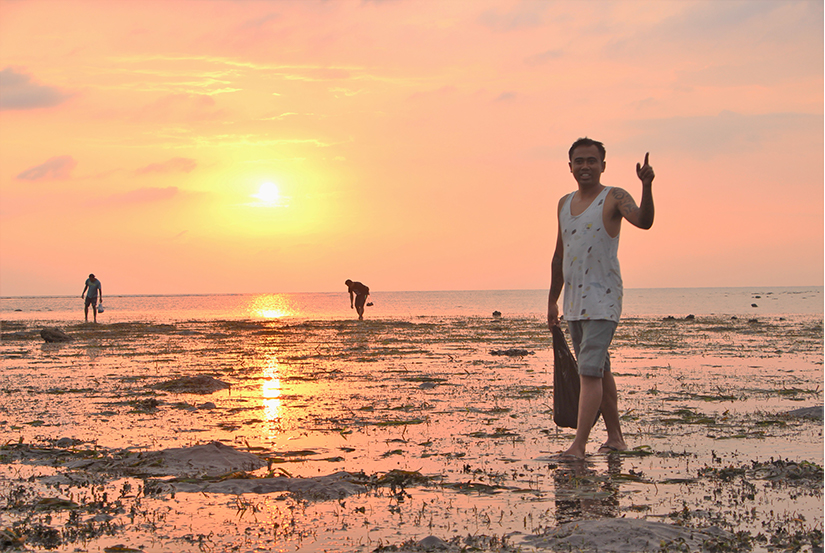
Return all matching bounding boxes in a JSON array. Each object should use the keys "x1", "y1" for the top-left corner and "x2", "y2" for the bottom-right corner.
[
  {"x1": 550, "y1": 452, "x2": 585, "y2": 463},
  {"x1": 556, "y1": 446, "x2": 586, "y2": 460}
]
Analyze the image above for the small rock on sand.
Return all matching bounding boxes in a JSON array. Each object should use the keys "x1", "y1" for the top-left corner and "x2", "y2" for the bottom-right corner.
[
  {"x1": 41, "y1": 327, "x2": 72, "y2": 342},
  {"x1": 153, "y1": 375, "x2": 230, "y2": 394},
  {"x1": 418, "y1": 535, "x2": 448, "y2": 550},
  {"x1": 784, "y1": 406, "x2": 824, "y2": 419}
]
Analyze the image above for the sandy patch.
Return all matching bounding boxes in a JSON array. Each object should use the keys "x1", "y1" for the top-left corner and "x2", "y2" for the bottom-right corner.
[
  {"x1": 520, "y1": 518, "x2": 737, "y2": 552},
  {"x1": 69, "y1": 441, "x2": 265, "y2": 477},
  {"x1": 168, "y1": 471, "x2": 366, "y2": 499},
  {"x1": 62, "y1": 442, "x2": 366, "y2": 499},
  {"x1": 152, "y1": 375, "x2": 230, "y2": 394}
]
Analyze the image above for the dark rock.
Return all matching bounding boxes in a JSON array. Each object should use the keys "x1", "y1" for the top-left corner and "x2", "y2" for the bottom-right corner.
[
  {"x1": 132, "y1": 398, "x2": 161, "y2": 411},
  {"x1": 685, "y1": 314, "x2": 695, "y2": 320},
  {"x1": 41, "y1": 327, "x2": 72, "y2": 342},
  {"x1": 751, "y1": 303, "x2": 758, "y2": 307},
  {"x1": 490, "y1": 348, "x2": 534, "y2": 357},
  {"x1": 492, "y1": 311, "x2": 502, "y2": 318}
]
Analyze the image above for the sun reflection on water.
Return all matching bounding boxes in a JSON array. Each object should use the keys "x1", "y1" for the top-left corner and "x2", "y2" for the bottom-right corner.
[
  {"x1": 249, "y1": 294, "x2": 296, "y2": 319},
  {"x1": 261, "y1": 355, "x2": 282, "y2": 424}
]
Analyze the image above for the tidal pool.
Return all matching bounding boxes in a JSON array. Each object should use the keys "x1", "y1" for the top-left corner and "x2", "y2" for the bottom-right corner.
[{"x1": 0, "y1": 315, "x2": 822, "y2": 552}]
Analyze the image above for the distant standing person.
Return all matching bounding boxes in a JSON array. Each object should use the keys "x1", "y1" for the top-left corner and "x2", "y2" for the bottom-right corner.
[
  {"x1": 547, "y1": 137, "x2": 655, "y2": 459},
  {"x1": 81, "y1": 273, "x2": 103, "y2": 323},
  {"x1": 345, "y1": 279, "x2": 370, "y2": 320}
]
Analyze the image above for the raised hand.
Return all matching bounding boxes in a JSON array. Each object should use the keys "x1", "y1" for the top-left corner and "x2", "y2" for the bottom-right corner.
[{"x1": 636, "y1": 152, "x2": 654, "y2": 187}]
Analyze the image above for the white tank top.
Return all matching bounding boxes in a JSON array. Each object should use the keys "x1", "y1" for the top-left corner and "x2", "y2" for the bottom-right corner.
[{"x1": 560, "y1": 186, "x2": 623, "y2": 322}]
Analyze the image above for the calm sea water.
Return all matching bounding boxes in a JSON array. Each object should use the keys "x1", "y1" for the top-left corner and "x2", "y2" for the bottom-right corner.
[{"x1": 0, "y1": 287, "x2": 821, "y2": 324}]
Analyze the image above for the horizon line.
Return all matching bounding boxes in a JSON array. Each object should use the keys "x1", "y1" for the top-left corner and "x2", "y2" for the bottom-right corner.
[{"x1": 1, "y1": 284, "x2": 822, "y2": 300}]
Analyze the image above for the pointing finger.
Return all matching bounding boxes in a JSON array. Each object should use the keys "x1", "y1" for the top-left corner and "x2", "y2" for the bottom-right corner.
[{"x1": 644, "y1": 152, "x2": 649, "y2": 167}]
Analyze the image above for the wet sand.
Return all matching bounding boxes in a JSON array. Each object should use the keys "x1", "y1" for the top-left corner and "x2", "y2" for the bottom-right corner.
[{"x1": 0, "y1": 315, "x2": 822, "y2": 552}]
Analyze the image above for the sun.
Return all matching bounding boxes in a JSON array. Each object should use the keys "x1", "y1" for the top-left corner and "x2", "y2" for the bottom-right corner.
[{"x1": 252, "y1": 182, "x2": 281, "y2": 204}]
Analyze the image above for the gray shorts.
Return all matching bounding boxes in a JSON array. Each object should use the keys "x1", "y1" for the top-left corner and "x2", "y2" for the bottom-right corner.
[
  {"x1": 85, "y1": 296, "x2": 98, "y2": 307},
  {"x1": 567, "y1": 320, "x2": 617, "y2": 378}
]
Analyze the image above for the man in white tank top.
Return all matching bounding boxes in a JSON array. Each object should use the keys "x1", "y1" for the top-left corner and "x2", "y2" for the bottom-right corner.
[{"x1": 547, "y1": 138, "x2": 655, "y2": 459}]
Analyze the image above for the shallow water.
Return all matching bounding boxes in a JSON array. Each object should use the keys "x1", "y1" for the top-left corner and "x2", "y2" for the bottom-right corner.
[
  {"x1": 2, "y1": 286, "x2": 822, "y2": 323},
  {"x1": 0, "y1": 314, "x2": 822, "y2": 552}
]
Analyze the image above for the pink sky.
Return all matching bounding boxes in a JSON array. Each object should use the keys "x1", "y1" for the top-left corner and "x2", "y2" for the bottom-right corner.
[{"x1": 0, "y1": 0, "x2": 822, "y2": 296}]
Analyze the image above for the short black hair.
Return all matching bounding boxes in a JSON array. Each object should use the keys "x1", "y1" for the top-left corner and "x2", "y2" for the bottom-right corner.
[{"x1": 568, "y1": 138, "x2": 606, "y2": 162}]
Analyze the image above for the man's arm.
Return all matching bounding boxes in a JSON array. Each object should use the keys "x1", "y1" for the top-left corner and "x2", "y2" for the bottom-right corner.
[
  {"x1": 547, "y1": 196, "x2": 566, "y2": 328},
  {"x1": 81, "y1": 283, "x2": 88, "y2": 298},
  {"x1": 612, "y1": 152, "x2": 655, "y2": 230},
  {"x1": 98, "y1": 283, "x2": 102, "y2": 301},
  {"x1": 349, "y1": 290, "x2": 354, "y2": 308}
]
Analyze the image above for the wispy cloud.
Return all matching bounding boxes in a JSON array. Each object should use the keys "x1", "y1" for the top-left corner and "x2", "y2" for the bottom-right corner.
[
  {"x1": 134, "y1": 94, "x2": 225, "y2": 123},
  {"x1": 623, "y1": 110, "x2": 822, "y2": 158},
  {"x1": 239, "y1": 12, "x2": 281, "y2": 31},
  {"x1": 286, "y1": 68, "x2": 352, "y2": 81},
  {"x1": 409, "y1": 85, "x2": 457, "y2": 101},
  {"x1": 16, "y1": 156, "x2": 77, "y2": 181},
  {"x1": 135, "y1": 158, "x2": 197, "y2": 175},
  {"x1": 0, "y1": 67, "x2": 73, "y2": 111},
  {"x1": 524, "y1": 49, "x2": 563, "y2": 67},
  {"x1": 478, "y1": 3, "x2": 548, "y2": 32},
  {"x1": 90, "y1": 187, "x2": 179, "y2": 207},
  {"x1": 261, "y1": 112, "x2": 300, "y2": 121}
]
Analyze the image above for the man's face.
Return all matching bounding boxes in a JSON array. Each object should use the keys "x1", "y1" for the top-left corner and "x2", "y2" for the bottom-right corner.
[{"x1": 569, "y1": 145, "x2": 605, "y2": 186}]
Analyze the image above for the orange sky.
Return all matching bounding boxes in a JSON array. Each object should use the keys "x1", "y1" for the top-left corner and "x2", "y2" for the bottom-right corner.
[{"x1": 1, "y1": 0, "x2": 822, "y2": 296}]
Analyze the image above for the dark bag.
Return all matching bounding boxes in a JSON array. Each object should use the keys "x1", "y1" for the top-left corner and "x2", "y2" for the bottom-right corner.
[{"x1": 552, "y1": 325, "x2": 600, "y2": 429}]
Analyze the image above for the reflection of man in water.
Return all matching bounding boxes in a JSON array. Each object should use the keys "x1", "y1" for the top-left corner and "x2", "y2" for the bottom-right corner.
[
  {"x1": 547, "y1": 137, "x2": 655, "y2": 459},
  {"x1": 81, "y1": 273, "x2": 103, "y2": 323},
  {"x1": 345, "y1": 279, "x2": 370, "y2": 320},
  {"x1": 553, "y1": 456, "x2": 621, "y2": 523}
]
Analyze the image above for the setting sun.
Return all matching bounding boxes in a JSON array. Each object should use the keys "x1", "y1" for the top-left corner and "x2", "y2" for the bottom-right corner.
[{"x1": 252, "y1": 182, "x2": 281, "y2": 205}]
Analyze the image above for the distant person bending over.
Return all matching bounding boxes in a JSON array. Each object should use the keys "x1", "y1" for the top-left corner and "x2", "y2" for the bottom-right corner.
[
  {"x1": 345, "y1": 279, "x2": 370, "y2": 320},
  {"x1": 81, "y1": 273, "x2": 103, "y2": 323},
  {"x1": 547, "y1": 137, "x2": 655, "y2": 459}
]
